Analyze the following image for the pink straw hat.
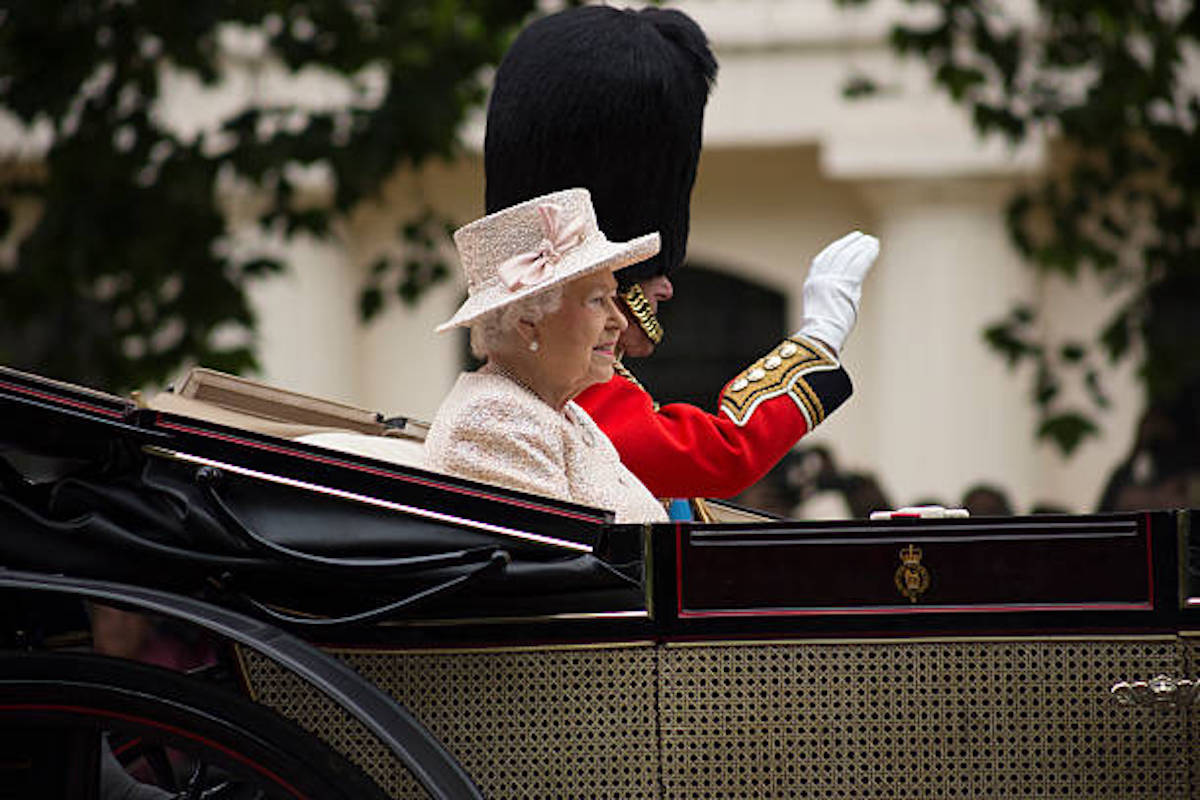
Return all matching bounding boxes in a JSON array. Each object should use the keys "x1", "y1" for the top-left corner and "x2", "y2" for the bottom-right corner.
[{"x1": 437, "y1": 188, "x2": 660, "y2": 332}]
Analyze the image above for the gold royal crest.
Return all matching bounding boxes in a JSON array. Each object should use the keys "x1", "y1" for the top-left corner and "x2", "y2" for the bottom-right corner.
[{"x1": 894, "y1": 544, "x2": 930, "y2": 603}]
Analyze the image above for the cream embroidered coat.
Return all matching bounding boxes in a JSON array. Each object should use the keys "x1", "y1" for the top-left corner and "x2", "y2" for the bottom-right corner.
[{"x1": 424, "y1": 371, "x2": 668, "y2": 524}]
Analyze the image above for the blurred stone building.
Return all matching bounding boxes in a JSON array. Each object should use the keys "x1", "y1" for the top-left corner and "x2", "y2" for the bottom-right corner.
[{"x1": 1, "y1": 0, "x2": 1147, "y2": 512}]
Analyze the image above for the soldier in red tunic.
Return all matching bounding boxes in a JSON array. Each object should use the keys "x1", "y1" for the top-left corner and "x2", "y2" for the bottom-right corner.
[{"x1": 484, "y1": 5, "x2": 878, "y2": 503}]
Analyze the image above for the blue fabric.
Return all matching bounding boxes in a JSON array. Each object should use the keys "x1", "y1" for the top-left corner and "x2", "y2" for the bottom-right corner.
[{"x1": 667, "y1": 498, "x2": 694, "y2": 521}]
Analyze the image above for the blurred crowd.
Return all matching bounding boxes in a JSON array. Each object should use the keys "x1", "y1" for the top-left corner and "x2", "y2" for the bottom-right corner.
[{"x1": 734, "y1": 401, "x2": 1200, "y2": 518}]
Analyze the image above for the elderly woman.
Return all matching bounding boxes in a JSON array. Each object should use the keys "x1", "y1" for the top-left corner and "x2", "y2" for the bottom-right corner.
[{"x1": 425, "y1": 189, "x2": 668, "y2": 523}]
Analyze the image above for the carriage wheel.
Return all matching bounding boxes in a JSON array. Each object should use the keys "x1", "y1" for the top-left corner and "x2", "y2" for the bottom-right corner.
[{"x1": 0, "y1": 651, "x2": 393, "y2": 799}]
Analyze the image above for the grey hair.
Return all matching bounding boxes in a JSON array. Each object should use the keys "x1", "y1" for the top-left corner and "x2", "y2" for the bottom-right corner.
[{"x1": 468, "y1": 286, "x2": 564, "y2": 359}]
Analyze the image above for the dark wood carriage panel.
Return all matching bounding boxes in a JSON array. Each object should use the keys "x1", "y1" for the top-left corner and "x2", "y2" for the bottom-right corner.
[{"x1": 674, "y1": 514, "x2": 1154, "y2": 616}]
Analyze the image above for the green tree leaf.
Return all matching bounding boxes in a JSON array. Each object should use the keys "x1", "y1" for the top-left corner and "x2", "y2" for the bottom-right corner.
[
  {"x1": 0, "y1": 0, "x2": 539, "y2": 391},
  {"x1": 846, "y1": 0, "x2": 1200, "y2": 457},
  {"x1": 1037, "y1": 412, "x2": 1100, "y2": 455}
]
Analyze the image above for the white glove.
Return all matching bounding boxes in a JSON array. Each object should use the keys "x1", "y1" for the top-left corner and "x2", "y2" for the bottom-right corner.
[{"x1": 795, "y1": 230, "x2": 879, "y2": 355}]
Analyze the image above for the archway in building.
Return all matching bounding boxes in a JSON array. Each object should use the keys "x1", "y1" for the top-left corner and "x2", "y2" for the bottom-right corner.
[{"x1": 627, "y1": 262, "x2": 787, "y2": 409}]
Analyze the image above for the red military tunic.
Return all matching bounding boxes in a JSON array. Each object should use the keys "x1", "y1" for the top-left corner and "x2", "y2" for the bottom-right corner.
[{"x1": 575, "y1": 334, "x2": 852, "y2": 499}]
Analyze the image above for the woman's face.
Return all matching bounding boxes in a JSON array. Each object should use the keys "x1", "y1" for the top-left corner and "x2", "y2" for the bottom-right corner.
[{"x1": 532, "y1": 269, "x2": 627, "y2": 404}]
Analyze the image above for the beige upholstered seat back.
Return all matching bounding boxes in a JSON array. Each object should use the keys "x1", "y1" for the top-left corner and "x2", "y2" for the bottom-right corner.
[{"x1": 145, "y1": 368, "x2": 429, "y2": 468}]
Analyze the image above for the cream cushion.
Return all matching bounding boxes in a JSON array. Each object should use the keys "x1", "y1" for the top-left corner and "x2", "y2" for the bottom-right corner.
[{"x1": 294, "y1": 431, "x2": 428, "y2": 470}]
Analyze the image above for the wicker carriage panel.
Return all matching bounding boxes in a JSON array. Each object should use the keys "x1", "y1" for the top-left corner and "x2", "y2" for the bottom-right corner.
[
  {"x1": 240, "y1": 636, "x2": 1193, "y2": 799},
  {"x1": 237, "y1": 647, "x2": 426, "y2": 798},
  {"x1": 341, "y1": 645, "x2": 660, "y2": 799},
  {"x1": 1184, "y1": 635, "x2": 1200, "y2": 796},
  {"x1": 240, "y1": 643, "x2": 661, "y2": 799},
  {"x1": 658, "y1": 639, "x2": 1189, "y2": 799}
]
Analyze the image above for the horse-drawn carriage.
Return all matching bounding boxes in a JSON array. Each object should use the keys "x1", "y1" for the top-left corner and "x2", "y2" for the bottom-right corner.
[{"x1": 2, "y1": 364, "x2": 1198, "y2": 798}]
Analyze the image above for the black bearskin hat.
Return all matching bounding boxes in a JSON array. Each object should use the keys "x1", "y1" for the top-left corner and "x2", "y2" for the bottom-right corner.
[{"x1": 485, "y1": 5, "x2": 717, "y2": 289}]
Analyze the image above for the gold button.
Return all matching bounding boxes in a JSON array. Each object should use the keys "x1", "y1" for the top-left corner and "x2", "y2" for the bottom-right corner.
[
  {"x1": 779, "y1": 342, "x2": 798, "y2": 358},
  {"x1": 764, "y1": 355, "x2": 782, "y2": 370},
  {"x1": 748, "y1": 367, "x2": 766, "y2": 382},
  {"x1": 731, "y1": 378, "x2": 749, "y2": 391}
]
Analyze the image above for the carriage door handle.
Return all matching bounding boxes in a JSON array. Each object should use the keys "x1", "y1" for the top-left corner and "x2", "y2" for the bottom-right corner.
[{"x1": 1111, "y1": 675, "x2": 1200, "y2": 708}]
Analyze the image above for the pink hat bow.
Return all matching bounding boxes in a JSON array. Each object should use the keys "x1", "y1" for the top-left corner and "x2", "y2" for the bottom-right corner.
[{"x1": 496, "y1": 203, "x2": 587, "y2": 291}]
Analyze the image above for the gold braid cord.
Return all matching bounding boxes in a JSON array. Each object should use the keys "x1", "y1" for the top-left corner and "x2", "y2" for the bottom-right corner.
[
  {"x1": 620, "y1": 284, "x2": 665, "y2": 345},
  {"x1": 719, "y1": 335, "x2": 839, "y2": 428},
  {"x1": 690, "y1": 497, "x2": 717, "y2": 523}
]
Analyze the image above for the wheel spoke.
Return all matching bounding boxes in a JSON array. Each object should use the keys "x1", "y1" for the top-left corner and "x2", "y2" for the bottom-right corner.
[{"x1": 182, "y1": 759, "x2": 207, "y2": 799}]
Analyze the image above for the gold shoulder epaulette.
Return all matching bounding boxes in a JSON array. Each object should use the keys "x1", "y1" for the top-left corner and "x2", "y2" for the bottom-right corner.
[{"x1": 719, "y1": 335, "x2": 841, "y2": 427}]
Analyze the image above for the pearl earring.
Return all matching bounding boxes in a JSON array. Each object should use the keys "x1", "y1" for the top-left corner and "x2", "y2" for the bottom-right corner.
[{"x1": 529, "y1": 340, "x2": 539, "y2": 352}]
